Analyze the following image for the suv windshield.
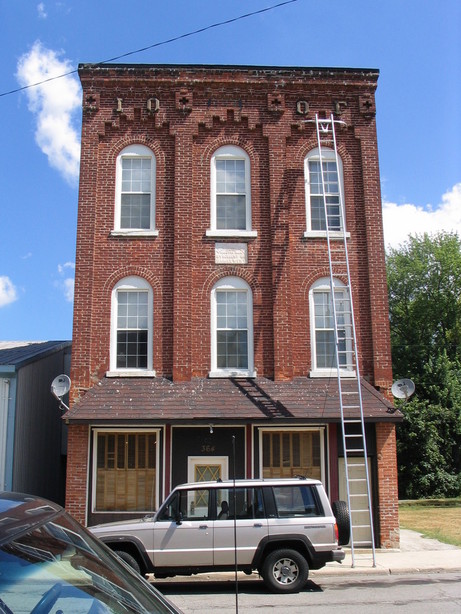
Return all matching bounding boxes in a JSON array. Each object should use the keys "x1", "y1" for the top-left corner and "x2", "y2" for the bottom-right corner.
[{"x1": 0, "y1": 506, "x2": 174, "y2": 614}]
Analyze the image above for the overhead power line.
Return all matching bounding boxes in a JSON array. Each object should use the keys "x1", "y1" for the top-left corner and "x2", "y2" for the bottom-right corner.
[{"x1": 1, "y1": 0, "x2": 300, "y2": 99}]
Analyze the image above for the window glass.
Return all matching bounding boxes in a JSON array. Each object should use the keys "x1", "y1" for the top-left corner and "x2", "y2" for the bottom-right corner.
[
  {"x1": 121, "y1": 157, "x2": 152, "y2": 229},
  {"x1": 305, "y1": 149, "x2": 344, "y2": 233},
  {"x1": 309, "y1": 159, "x2": 341, "y2": 231},
  {"x1": 215, "y1": 487, "x2": 263, "y2": 520},
  {"x1": 272, "y1": 485, "x2": 321, "y2": 517},
  {"x1": 116, "y1": 290, "x2": 148, "y2": 368},
  {"x1": 211, "y1": 147, "x2": 251, "y2": 233},
  {"x1": 313, "y1": 286, "x2": 350, "y2": 369},
  {"x1": 262, "y1": 431, "x2": 322, "y2": 480},
  {"x1": 216, "y1": 159, "x2": 246, "y2": 229},
  {"x1": 216, "y1": 290, "x2": 248, "y2": 369}
]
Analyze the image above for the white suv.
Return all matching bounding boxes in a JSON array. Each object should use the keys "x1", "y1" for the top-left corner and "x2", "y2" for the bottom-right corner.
[{"x1": 91, "y1": 477, "x2": 348, "y2": 593}]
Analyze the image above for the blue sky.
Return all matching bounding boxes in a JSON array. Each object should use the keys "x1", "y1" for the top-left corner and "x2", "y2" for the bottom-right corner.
[{"x1": 1, "y1": 0, "x2": 460, "y2": 341}]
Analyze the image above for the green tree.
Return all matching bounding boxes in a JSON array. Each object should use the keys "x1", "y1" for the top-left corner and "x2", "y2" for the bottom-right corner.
[{"x1": 387, "y1": 232, "x2": 461, "y2": 498}]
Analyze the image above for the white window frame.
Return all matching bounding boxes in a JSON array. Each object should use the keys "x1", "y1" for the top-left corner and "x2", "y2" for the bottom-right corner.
[
  {"x1": 91, "y1": 428, "x2": 161, "y2": 514},
  {"x1": 209, "y1": 277, "x2": 255, "y2": 378},
  {"x1": 304, "y1": 147, "x2": 349, "y2": 239},
  {"x1": 112, "y1": 144, "x2": 158, "y2": 237},
  {"x1": 206, "y1": 145, "x2": 257, "y2": 239},
  {"x1": 108, "y1": 276, "x2": 155, "y2": 377},
  {"x1": 309, "y1": 277, "x2": 355, "y2": 378}
]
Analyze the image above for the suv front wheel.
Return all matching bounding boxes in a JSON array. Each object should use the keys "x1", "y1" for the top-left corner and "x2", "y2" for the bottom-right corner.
[{"x1": 261, "y1": 549, "x2": 309, "y2": 593}]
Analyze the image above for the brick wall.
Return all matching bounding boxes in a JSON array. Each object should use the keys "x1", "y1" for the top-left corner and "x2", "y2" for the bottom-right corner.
[
  {"x1": 65, "y1": 424, "x2": 89, "y2": 525},
  {"x1": 376, "y1": 422, "x2": 400, "y2": 548},
  {"x1": 71, "y1": 65, "x2": 390, "y2": 389}
]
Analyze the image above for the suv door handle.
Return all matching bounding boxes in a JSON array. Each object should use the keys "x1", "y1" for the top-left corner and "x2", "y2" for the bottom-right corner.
[
  {"x1": 253, "y1": 523, "x2": 263, "y2": 528},
  {"x1": 199, "y1": 524, "x2": 208, "y2": 529}
]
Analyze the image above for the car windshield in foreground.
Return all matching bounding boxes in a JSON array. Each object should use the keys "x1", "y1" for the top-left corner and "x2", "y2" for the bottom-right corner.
[{"x1": 0, "y1": 506, "x2": 177, "y2": 614}]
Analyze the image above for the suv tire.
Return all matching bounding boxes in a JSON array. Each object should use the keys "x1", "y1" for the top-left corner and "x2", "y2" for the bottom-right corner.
[
  {"x1": 115, "y1": 550, "x2": 142, "y2": 574},
  {"x1": 261, "y1": 549, "x2": 308, "y2": 593},
  {"x1": 332, "y1": 500, "x2": 351, "y2": 546}
]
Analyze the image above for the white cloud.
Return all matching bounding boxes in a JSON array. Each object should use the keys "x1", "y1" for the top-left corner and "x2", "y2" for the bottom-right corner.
[
  {"x1": 62, "y1": 277, "x2": 74, "y2": 303},
  {"x1": 16, "y1": 41, "x2": 81, "y2": 185},
  {"x1": 57, "y1": 261, "x2": 75, "y2": 274},
  {"x1": 0, "y1": 276, "x2": 18, "y2": 308},
  {"x1": 382, "y1": 183, "x2": 461, "y2": 250},
  {"x1": 37, "y1": 3, "x2": 47, "y2": 19},
  {"x1": 56, "y1": 262, "x2": 75, "y2": 303}
]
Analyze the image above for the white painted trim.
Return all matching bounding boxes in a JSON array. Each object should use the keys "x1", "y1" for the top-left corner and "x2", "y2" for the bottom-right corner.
[
  {"x1": 206, "y1": 230, "x2": 257, "y2": 239},
  {"x1": 304, "y1": 147, "x2": 345, "y2": 233},
  {"x1": 106, "y1": 370, "x2": 156, "y2": 378},
  {"x1": 91, "y1": 428, "x2": 161, "y2": 514},
  {"x1": 210, "y1": 276, "x2": 254, "y2": 377},
  {"x1": 114, "y1": 144, "x2": 156, "y2": 232},
  {"x1": 110, "y1": 230, "x2": 159, "y2": 237},
  {"x1": 303, "y1": 231, "x2": 350, "y2": 240},
  {"x1": 210, "y1": 145, "x2": 252, "y2": 232},
  {"x1": 309, "y1": 277, "x2": 354, "y2": 373},
  {"x1": 110, "y1": 276, "x2": 153, "y2": 373}
]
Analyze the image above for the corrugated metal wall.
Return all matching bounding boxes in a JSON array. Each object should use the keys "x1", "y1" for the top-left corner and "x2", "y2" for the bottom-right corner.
[
  {"x1": 13, "y1": 348, "x2": 70, "y2": 504},
  {"x1": 0, "y1": 378, "x2": 9, "y2": 490}
]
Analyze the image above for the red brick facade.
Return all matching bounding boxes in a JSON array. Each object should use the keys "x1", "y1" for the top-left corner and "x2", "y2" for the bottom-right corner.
[{"x1": 66, "y1": 64, "x2": 400, "y2": 548}]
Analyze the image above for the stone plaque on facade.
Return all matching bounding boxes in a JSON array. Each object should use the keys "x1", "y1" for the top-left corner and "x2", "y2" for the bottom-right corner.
[{"x1": 215, "y1": 243, "x2": 248, "y2": 264}]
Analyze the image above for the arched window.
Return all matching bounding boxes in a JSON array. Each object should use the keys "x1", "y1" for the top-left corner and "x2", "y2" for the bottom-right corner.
[
  {"x1": 309, "y1": 277, "x2": 354, "y2": 376},
  {"x1": 210, "y1": 277, "x2": 255, "y2": 377},
  {"x1": 109, "y1": 276, "x2": 154, "y2": 374},
  {"x1": 114, "y1": 144, "x2": 157, "y2": 234},
  {"x1": 207, "y1": 146, "x2": 256, "y2": 238},
  {"x1": 304, "y1": 148, "x2": 345, "y2": 237}
]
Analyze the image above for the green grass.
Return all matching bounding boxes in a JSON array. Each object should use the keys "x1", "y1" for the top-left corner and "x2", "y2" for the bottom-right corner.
[{"x1": 399, "y1": 499, "x2": 461, "y2": 547}]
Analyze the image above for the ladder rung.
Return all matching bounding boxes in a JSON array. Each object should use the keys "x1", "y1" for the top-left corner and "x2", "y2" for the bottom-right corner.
[
  {"x1": 346, "y1": 448, "x2": 365, "y2": 453},
  {"x1": 348, "y1": 478, "x2": 367, "y2": 482},
  {"x1": 352, "y1": 541, "x2": 374, "y2": 546},
  {"x1": 349, "y1": 493, "x2": 369, "y2": 497}
]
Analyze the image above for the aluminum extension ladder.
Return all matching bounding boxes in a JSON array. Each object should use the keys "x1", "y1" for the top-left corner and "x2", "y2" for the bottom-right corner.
[{"x1": 311, "y1": 113, "x2": 376, "y2": 567}]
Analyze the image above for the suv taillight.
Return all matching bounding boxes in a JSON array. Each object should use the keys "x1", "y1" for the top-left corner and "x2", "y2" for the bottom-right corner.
[{"x1": 334, "y1": 522, "x2": 339, "y2": 543}]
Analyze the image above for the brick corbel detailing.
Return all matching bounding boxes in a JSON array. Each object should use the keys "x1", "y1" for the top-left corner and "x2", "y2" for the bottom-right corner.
[
  {"x1": 376, "y1": 422, "x2": 400, "y2": 548},
  {"x1": 65, "y1": 424, "x2": 89, "y2": 525}
]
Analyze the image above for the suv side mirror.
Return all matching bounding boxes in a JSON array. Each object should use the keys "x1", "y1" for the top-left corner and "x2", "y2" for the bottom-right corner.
[{"x1": 175, "y1": 511, "x2": 183, "y2": 525}]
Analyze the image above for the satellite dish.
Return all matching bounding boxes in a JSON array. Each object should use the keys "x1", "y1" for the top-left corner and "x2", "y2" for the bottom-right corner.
[
  {"x1": 391, "y1": 378, "x2": 415, "y2": 400},
  {"x1": 51, "y1": 374, "x2": 71, "y2": 400}
]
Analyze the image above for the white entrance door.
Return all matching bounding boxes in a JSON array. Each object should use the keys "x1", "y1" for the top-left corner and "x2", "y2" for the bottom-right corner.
[
  {"x1": 187, "y1": 456, "x2": 229, "y2": 483},
  {"x1": 187, "y1": 456, "x2": 229, "y2": 517}
]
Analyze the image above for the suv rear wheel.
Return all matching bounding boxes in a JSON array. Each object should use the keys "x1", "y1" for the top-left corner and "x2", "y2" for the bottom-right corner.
[{"x1": 261, "y1": 549, "x2": 308, "y2": 593}]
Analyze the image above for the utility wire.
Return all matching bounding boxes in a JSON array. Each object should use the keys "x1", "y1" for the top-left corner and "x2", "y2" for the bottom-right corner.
[{"x1": 0, "y1": 0, "x2": 300, "y2": 99}]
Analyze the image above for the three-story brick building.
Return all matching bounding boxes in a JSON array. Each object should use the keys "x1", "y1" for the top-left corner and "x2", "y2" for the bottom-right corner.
[{"x1": 65, "y1": 64, "x2": 401, "y2": 547}]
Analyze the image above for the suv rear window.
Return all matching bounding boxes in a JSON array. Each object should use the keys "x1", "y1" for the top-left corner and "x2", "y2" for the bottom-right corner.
[{"x1": 272, "y1": 485, "x2": 322, "y2": 517}]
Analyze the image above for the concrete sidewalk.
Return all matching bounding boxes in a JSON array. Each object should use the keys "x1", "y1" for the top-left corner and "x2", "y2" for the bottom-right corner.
[{"x1": 312, "y1": 529, "x2": 461, "y2": 577}]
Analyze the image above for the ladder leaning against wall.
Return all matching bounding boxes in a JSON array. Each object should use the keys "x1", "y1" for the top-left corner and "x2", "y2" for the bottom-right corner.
[{"x1": 309, "y1": 113, "x2": 376, "y2": 567}]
